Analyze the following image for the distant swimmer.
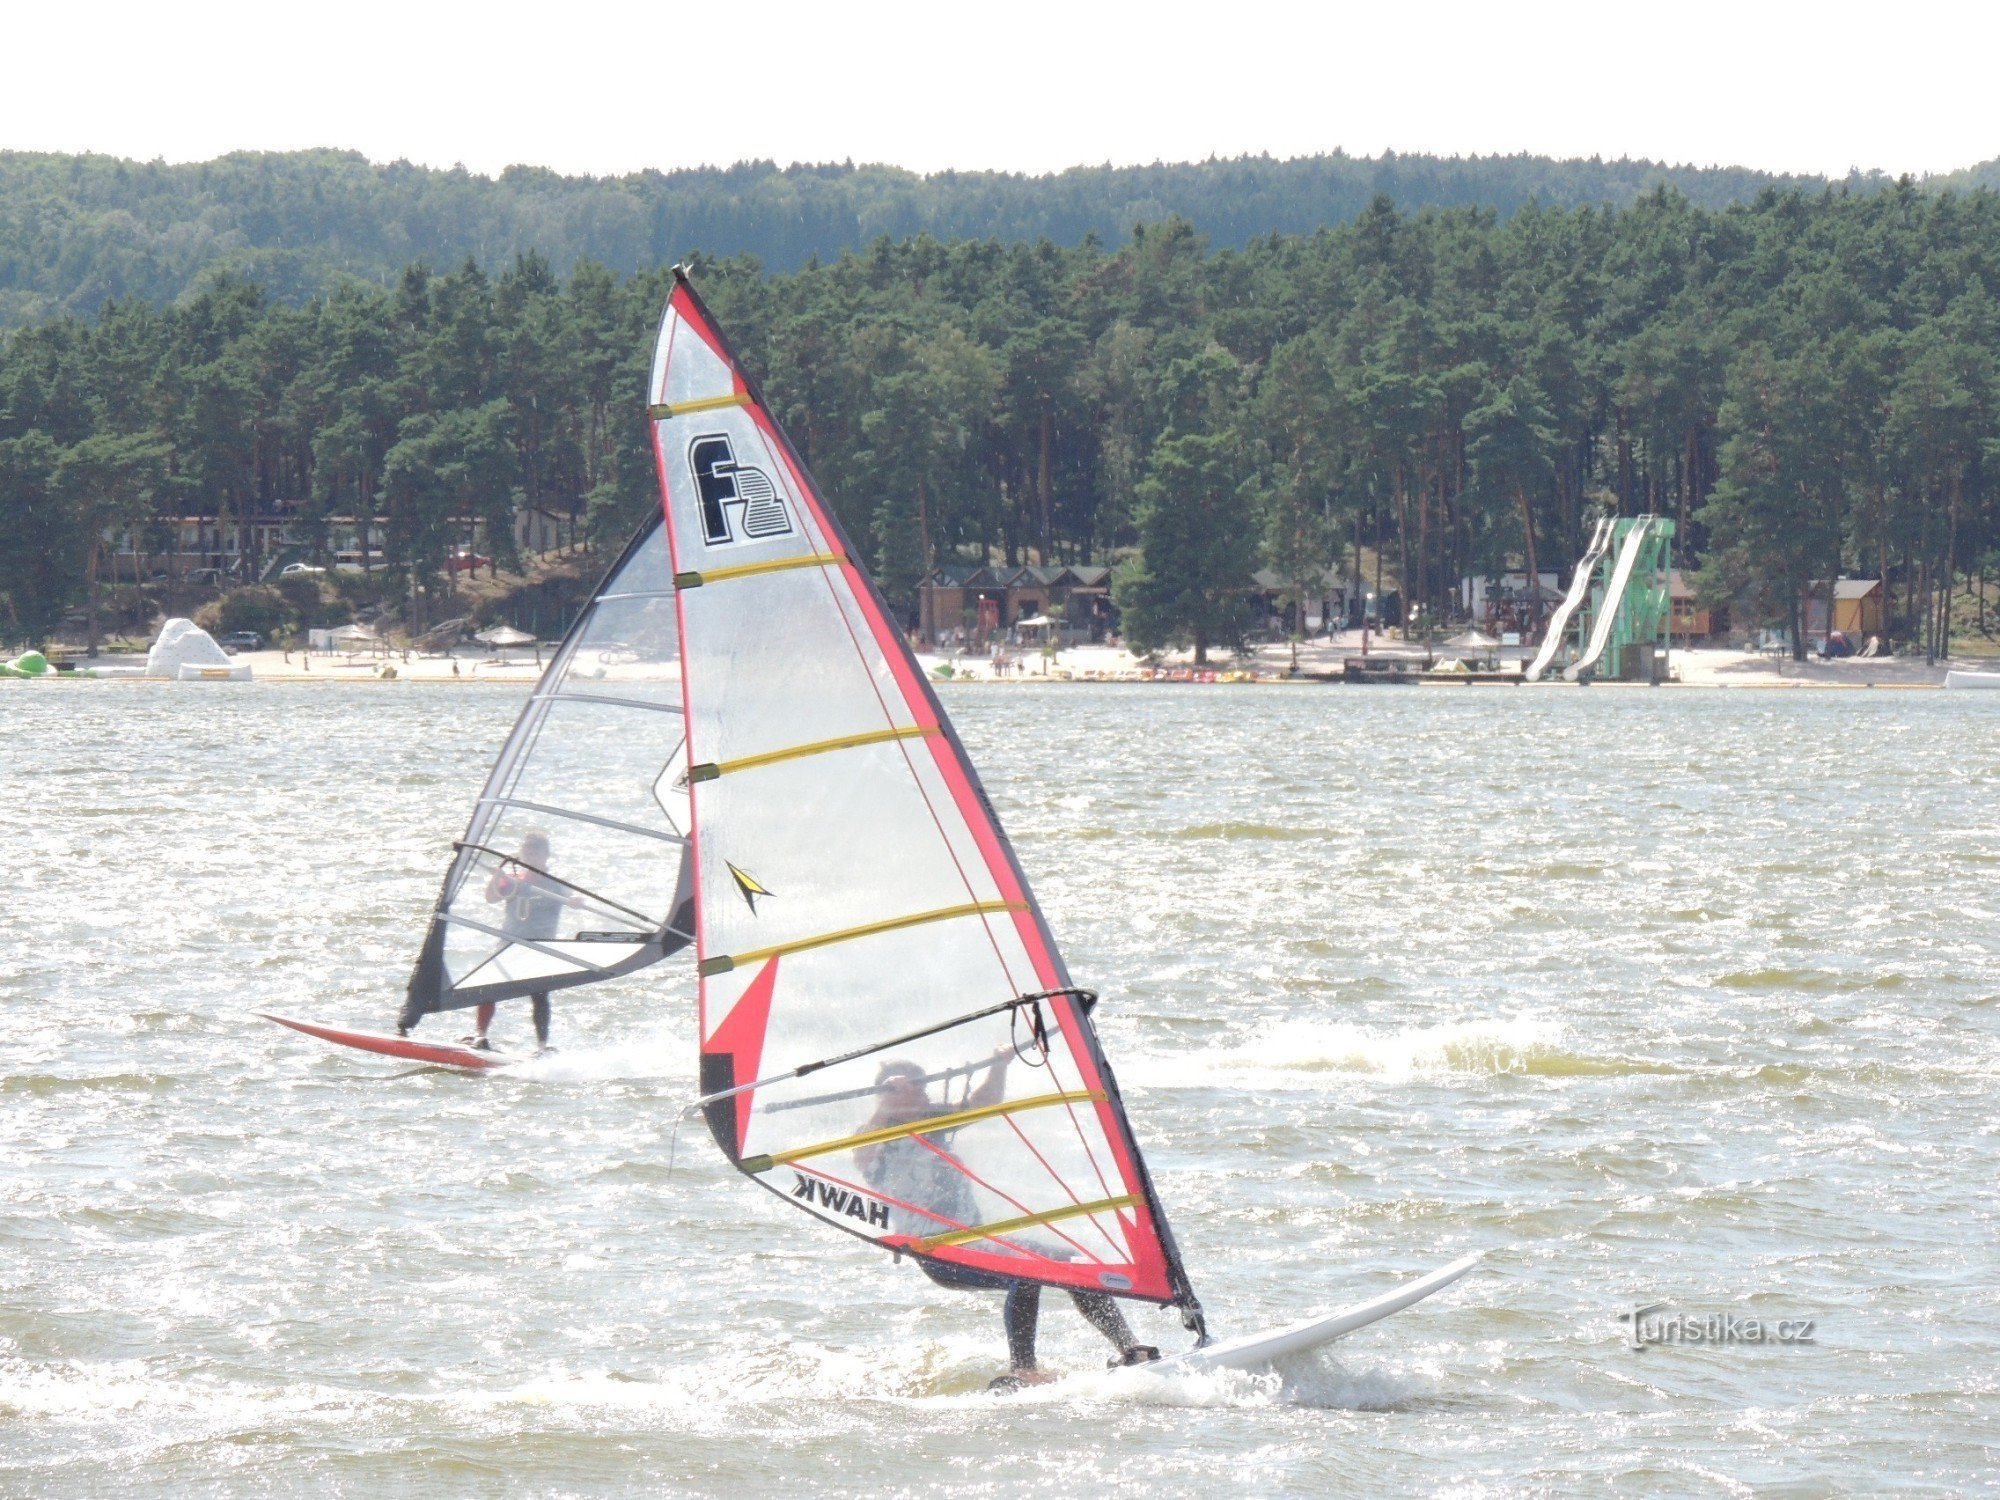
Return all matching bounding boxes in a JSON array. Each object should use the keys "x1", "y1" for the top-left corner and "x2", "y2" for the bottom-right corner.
[
  {"x1": 471, "y1": 829, "x2": 579, "y2": 1052},
  {"x1": 855, "y1": 1051, "x2": 1158, "y2": 1386}
]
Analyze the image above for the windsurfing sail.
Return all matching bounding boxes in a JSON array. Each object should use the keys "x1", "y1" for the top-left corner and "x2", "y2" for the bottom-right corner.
[
  {"x1": 398, "y1": 518, "x2": 697, "y2": 1028},
  {"x1": 649, "y1": 268, "x2": 1203, "y2": 1323}
]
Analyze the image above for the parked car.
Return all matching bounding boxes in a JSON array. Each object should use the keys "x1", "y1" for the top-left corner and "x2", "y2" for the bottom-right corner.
[
  {"x1": 280, "y1": 562, "x2": 326, "y2": 577},
  {"x1": 219, "y1": 631, "x2": 263, "y2": 654},
  {"x1": 445, "y1": 551, "x2": 493, "y2": 574},
  {"x1": 186, "y1": 567, "x2": 224, "y2": 586}
]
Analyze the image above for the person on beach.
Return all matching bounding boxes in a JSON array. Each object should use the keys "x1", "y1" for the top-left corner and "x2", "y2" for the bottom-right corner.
[
  {"x1": 469, "y1": 830, "x2": 577, "y2": 1052},
  {"x1": 855, "y1": 1052, "x2": 1158, "y2": 1385}
]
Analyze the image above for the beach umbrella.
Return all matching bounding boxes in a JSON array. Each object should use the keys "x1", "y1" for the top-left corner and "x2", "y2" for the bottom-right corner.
[
  {"x1": 475, "y1": 624, "x2": 537, "y2": 663},
  {"x1": 1443, "y1": 628, "x2": 1500, "y2": 651}
]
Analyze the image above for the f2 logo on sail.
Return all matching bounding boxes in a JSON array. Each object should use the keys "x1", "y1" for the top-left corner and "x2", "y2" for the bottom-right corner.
[{"x1": 690, "y1": 434, "x2": 794, "y2": 546}]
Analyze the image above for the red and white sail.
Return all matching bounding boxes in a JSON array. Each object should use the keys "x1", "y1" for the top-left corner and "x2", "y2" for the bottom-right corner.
[{"x1": 649, "y1": 270, "x2": 1198, "y2": 1309}]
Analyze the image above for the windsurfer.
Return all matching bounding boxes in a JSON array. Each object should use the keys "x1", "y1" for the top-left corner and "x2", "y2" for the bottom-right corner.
[
  {"x1": 855, "y1": 1053, "x2": 1158, "y2": 1383},
  {"x1": 469, "y1": 830, "x2": 578, "y2": 1052}
]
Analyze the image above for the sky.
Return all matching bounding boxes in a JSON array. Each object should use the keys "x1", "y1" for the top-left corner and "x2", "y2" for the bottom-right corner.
[{"x1": 5, "y1": 0, "x2": 1994, "y2": 182}]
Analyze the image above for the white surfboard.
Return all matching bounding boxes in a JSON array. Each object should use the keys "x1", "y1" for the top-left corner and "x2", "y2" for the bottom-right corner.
[{"x1": 1130, "y1": 1252, "x2": 1483, "y2": 1376}]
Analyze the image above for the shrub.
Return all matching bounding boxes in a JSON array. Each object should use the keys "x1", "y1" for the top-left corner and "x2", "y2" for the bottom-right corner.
[
  {"x1": 274, "y1": 573, "x2": 333, "y2": 626},
  {"x1": 331, "y1": 569, "x2": 401, "y2": 611},
  {"x1": 193, "y1": 585, "x2": 292, "y2": 637}
]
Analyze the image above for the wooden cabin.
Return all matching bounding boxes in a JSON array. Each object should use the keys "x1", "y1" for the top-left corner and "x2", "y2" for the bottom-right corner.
[
  {"x1": 1668, "y1": 570, "x2": 1727, "y2": 641},
  {"x1": 1802, "y1": 578, "x2": 1885, "y2": 638},
  {"x1": 918, "y1": 563, "x2": 1117, "y2": 644}
]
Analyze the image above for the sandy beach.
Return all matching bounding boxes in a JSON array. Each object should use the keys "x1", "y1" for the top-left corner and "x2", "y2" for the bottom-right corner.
[
  {"x1": 32, "y1": 627, "x2": 2000, "y2": 688},
  {"x1": 915, "y1": 632, "x2": 1996, "y2": 689}
]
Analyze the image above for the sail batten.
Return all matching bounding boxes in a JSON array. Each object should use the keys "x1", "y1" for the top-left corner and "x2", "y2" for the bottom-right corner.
[
  {"x1": 530, "y1": 689, "x2": 685, "y2": 715},
  {"x1": 697, "y1": 900, "x2": 1028, "y2": 977},
  {"x1": 647, "y1": 269, "x2": 1202, "y2": 1318},
  {"x1": 474, "y1": 796, "x2": 688, "y2": 846},
  {"x1": 916, "y1": 1195, "x2": 1142, "y2": 1253},
  {"x1": 649, "y1": 391, "x2": 753, "y2": 419},
  {"x1": 740, "y1": 1089, "x2": 1108, "y2": 1174},
  {"x1": 673, "y1": 551, "x2": 848, "y2": 589},
  {"x1": 690, "y1": 724, "x2": 941, "y2": 781}
]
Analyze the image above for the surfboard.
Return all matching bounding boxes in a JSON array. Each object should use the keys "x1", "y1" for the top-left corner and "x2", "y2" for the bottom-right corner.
[
  {"x1": 257, "y1": 1012, "x2": 517, "y2": 1070},
  {"x1": 1123, "y1": 1252, "x2": 1483, "y2": 1377}
]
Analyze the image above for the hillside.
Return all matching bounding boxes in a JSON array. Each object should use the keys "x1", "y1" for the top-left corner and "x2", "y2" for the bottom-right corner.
[
  {"x1": 0, "y1": 147, "x2": 1869, "y2": 330},
  {"x1": 1931, "y1": 154, "x2": 2000, "y2": 193}
]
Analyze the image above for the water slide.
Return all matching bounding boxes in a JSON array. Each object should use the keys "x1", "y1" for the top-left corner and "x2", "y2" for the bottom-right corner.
[
  {"x1": 1564, "y1": 517, "x2": 1656, "y2": 681},
  {"x1": 1523, "y1": 517, "x2": 1614, "y2": 682}
]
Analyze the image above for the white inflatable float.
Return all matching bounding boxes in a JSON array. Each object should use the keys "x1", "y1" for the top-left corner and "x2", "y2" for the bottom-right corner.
[{"x1": 147, "y1": 619, "x2": 252, "y2": 680}]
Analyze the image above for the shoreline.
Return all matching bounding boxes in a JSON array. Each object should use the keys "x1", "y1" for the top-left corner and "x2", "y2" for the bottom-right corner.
[{"x1": 21, "y1": 637, "x2": 1994, "y2": 689}]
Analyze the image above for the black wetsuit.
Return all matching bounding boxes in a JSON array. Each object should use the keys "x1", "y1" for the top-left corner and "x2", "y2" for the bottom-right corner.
[
  {"x1": 864, "y1": 1130, "x2": 1137, "y2": 1369},
  {"x1": 921, "y1": 1258, "x2": 1136, "y2": 1370}
]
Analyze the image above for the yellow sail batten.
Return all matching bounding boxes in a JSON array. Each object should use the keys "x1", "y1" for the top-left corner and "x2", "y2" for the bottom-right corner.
[
  {"x1": 674, "y1": 552, "x2": 847, "y2": 590},
  {"x1": 739, "y1": 1090, "x2": 1105, "y2": 1175},
  {"x1": 649, "y1": 391, "x2": 751, "y2": 419},
  {"x1": 916, "y1": 1194, "x2": 1140, "y2": 1251},
  {"x1": 699, "y1": 899, "x2": 1025, "y2": 976},
  {"x1": 690, "y1": 724, "x2": 939, "y2": 782}
]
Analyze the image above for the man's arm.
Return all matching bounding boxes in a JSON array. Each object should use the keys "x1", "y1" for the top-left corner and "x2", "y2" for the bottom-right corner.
[
  {"x1": 964, "y1": 1047, "x2": 1012, "y2": 1111},
  {"x1": 853, "y1": 1101, "x2": 906, "y2": 1178}
]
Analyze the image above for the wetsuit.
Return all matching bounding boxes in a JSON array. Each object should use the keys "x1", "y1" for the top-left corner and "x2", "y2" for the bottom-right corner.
[
  {"x1": 494, "y1": 868, "x2": 564, "y2": 1045},
  {"x1": 862, "y1": 1129, "x2": 1138, "y2": 1370}
]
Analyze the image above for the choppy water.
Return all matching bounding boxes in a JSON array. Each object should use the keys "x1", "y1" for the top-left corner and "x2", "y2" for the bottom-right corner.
[{"x1": 5, "y1": 682, "x2": 1998, "y2": 1495}]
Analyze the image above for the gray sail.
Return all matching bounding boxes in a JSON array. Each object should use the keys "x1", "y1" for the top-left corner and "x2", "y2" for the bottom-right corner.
[{"x1": 400, "y1": 517, "x2": 695, "y2": 1027}]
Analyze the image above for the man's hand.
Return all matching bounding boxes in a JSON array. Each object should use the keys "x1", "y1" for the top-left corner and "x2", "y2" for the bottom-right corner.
[{"x1": 965, "y1": 1044, "x2": 1015, "y2": 1111}]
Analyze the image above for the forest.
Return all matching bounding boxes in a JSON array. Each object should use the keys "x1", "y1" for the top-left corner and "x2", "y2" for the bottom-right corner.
[
  {"x1": 1, "y1": 180, "x2": 1997, "y2": 661},
  {"x1": 0, "y1": 146, "x2": 1908, "y2": 331}
]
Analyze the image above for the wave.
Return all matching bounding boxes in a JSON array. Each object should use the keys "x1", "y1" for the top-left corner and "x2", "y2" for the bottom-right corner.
[
  {"x1": 0, "y1": 1340, "x2": 1406, "y2": 1430},
  {"x1": 1015, "y1": 1352, "x2": 1413, "y2": 1411},
  {"x1": 1169, "y1": 823, "x2": 1323, "y2": 841},
  {"x1": 1030, "y1": 822, "x2": 1326, "y2": 842},
  {"x1": 0, "y1": 1073, "x2": 180, "y2": 1097},
  {"x1": 1132, "y1": 1015, "x2": 1597, "y2": 1086},
  {"x1": 504, "y1": 1045, "x2": 688, "y2": 1087},
  {"x1": 1712, "y1": 969, "x2": 1916, "y2": 992}
]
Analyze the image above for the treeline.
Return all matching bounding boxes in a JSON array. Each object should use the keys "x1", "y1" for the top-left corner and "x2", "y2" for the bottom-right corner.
[
  {"x1": 3, "y1": 182, "x2": 1998, "y2": 660},
  {"x1": 0, "y1": 147, "x2": 1882, "y2": 331}
]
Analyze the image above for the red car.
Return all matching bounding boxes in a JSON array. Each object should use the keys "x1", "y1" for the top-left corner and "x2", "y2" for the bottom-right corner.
[{"x1": 445, "y1": 551, "x2": 493, "y2": 574}]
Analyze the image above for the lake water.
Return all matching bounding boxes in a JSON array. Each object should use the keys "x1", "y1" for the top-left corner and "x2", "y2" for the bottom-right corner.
[{"x1": 5, "y1": 682, "x2": 1997, "y2": 1495}]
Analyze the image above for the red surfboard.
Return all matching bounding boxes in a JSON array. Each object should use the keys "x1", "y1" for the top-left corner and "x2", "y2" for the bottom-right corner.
[{"x1": 257, "y1": 1012, "x2": 516, "y2": 1070}]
